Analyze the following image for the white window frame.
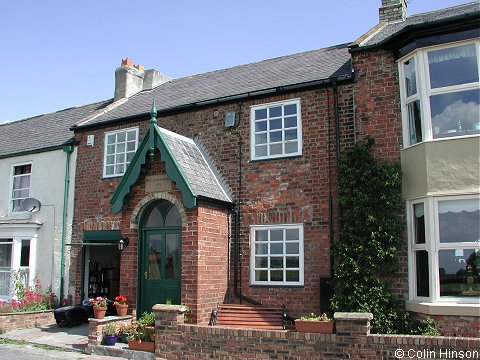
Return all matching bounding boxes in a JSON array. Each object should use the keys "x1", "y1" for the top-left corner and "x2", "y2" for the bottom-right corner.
[
  {"x1": 10, "y1": 163, "x2": 32, "y2": 214},
  {"x1": 250, "y1": 223, "x2": 304, "y2": 286},
  {"x1": 250, "y1": 99, "x2": 302, "y2": 161},
  {"x1": 407, "y1": 195, "x2": 480, "y2": 306},
  {"x1": 103, "y1": 127, "x2": 139, "y2": 178},
  {"x1": 398, "y1": 40, "x2": 480, "y2": 147},
  {"x1": 0, "y1": 232, "x2": 37, "y2": 301}
]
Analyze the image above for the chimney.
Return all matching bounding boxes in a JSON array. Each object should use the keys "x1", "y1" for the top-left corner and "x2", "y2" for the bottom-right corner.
[
  {"x1": 114, "y1": 58, "x2": 170, "y2": 101},
  {"x1": 143, "y1": 69, "x2": 171, "y2": 91},
  {"x1": 379, "y1": 0, "x2": 407, "y2": 23}
]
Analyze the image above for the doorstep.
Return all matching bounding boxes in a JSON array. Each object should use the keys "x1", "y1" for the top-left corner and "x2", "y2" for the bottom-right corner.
[{"x1": 89, "y1": 342, "x2": 154, "y2": 360}]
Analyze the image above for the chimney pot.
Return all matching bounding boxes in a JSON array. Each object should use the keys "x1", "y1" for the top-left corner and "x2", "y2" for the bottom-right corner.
[{"x1": 121, "y1": 58, "x2": 134, "y2": 67}]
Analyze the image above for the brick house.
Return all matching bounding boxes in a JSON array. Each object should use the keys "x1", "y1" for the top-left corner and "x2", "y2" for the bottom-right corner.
[
  {"x1": 350, "y1": 1, "x2": 479, "y2": 336},
  {"x1": 66, "y1": 0, "x2": 478, "y2": 335}
]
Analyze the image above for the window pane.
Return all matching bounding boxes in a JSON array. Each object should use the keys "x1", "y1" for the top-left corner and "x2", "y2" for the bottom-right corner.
[
  {"x1": 407, "y1": 100, "x2": 422, "y2": 144},
  {"x1": 255, "y1": 257, "x2": 268, "y2": 269},
  {"x1": 285, "y1": 142, "x2": 298, "y2": 154},
  {"x1": 286, "y1": 270, "x2": 299, "y2": 282},
  {"x1": 270, "y1": 131, "x2": 282, "y2": 142},
  {"x1": 126, "y1": 142, "x2": 136, "y2": 151},
  {"x1": 165, "y1": 206, "x2": 181, "y2": 227},
  {"x1": 105, "y1": 165, "x2": 114, "y2": 176},
  {"x1": 285, "y1": 129, "x2": 297, "y2": 141},
  {"x1": 270, "y1": 270, "x2": 283, "y2": 281},
  {"x1": 145, "y1": 206, "x2": 164, "y2": 228},
  {"x1": 286, "y1": 256, "x2": 299, "y2": 268},
  {"x1": 255, "y1": 121, "x2": 267, "y2": 132},
  {"x1": 270, "y1": 243, "x2": 283, "y2": 254},
  {"x1": 165, "y1": 234, "x2": 180, "y2": 280},
  {"x1": 20, "y1": 240, "x2": 30, "y2": 267},
  {"x1": 284, "y1": 116, "x2": 297, "y2": 128},
  {"x1": 269, "y1": 106, "x2": 282, "y2": 118},
  {"x1": 431, "y1": 89, "x2": 480, "y2": 138},
  {"x1": 107, "y1": 134, "x2": 116, "y2": 145},
  {"x1": 255, "y1": 270, "x2": 268, "y2": 281},
  {"x1": 270, "y1": 257, "x2": 283, "y2": 268},
  {"x1": 106, "y1": 155, "x2": 114, "y2": 165},
  {"x1": 270, "y1": 119, "x2": 282, "y2": 130},
  {"x1": 438, "y1": 199, "x2": 479, "y2": 243},
  {"x1": 286, "y1": 242, "x2": 299, "y2": 254},
  {"x1": 115, "y1": 164, "x2": 125, "y2": 174},
  {"x1": 255, "y1": 243, "x2": 268, "y2": 255},
  {"x1": 255, "y1": 134, "x2": 267, "y2": 145},
  {"x1": 428, "y1": 43, "x2": 479, "y2": 89},
  {"x1": 117, "y1": 132, "x2": 126, "y2": 142},
  {"x1": 413, "y1": 203, "x2": 425, "y2": 244},
  {"x1": 255, "y1": 145, "x2": 267, "y2": 157},
  {"x1": 270, "y1": 144, "x2": 282, "y2": 155},
  {"x1": 255, "y1": 109, "x2": 267, "y2": 120},
  {"x1": 404, "y1": 57, "x2": 417, "y2": 97},
  {"x1": 439, "y1": 249, "x2": 479, "y2": 297},
  {"x1": 127, "y1": 130, "x2": 137, "y2": 141},
  {"x1": 14, "y1": 164, "x2": 31, "y2": 175},
  {"x1": 106, "y1": 144, "x2": 115, "y2": 155},
  {"x1": 116, "y1": 143, "x2": 125, "y2": 153},
  {"x1": 126, "y1": 152, "x2": 135, "y2": 163},
  {"x1": 415, "y1": 250, "x2": 429, "y2": 297},
  {"x1": 284, "y1": 104, "x2": 297, "y2": 116},
  {"x1": 286, "y1": 229, "x2": 299, "y2": 240},
  {"x1": 270, "y1": 230, "x2": 283, "y2": 242},
  {"x1": 116, "y1": 154, "x2": 125, "y2": 164},
  {"x1": 0, "y1": 241, "x2": 12, "y2": 268},
  {"x1": 256, "y1": 230, "x2": 268, "y2": 242}
]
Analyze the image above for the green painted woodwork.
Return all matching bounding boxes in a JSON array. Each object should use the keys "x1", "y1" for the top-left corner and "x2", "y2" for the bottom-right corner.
[{"x1": 110, "y1": 116, "x2": 197, "y2": 213}]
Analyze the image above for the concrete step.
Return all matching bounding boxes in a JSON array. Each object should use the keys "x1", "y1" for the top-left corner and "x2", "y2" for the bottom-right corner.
[{"x1": 90, "y1": 342, "x2": 154, "y2": 360}]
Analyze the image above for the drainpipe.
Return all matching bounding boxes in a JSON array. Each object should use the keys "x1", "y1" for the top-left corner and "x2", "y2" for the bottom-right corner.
[{"x1": 60, "y1": 144, "x2": 73, "y2": 302}]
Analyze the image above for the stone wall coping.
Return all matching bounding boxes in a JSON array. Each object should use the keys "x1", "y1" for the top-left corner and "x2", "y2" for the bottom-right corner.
[
  {"x1": 88, "y1": 315, "x2": 132, "y2": 324},
  {"x1": 153, "y1": 304, "x2": 188, "y2": 313},
  {"x1": 0, "y1": 309, "x2": 53, "y2": 316},
  {"x1": 334, "y1": 312, "x2": 373, "y2": 321}
]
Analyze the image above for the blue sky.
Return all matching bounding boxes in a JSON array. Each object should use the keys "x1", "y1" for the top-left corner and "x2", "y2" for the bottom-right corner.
[{"x1": 0, "y1": 0, "x2": 473, "y2": 123}]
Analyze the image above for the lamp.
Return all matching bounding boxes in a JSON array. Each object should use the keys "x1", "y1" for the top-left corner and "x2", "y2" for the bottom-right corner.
[{"x1": 118, "y1": 236, "x2": 129, "y2": 251}]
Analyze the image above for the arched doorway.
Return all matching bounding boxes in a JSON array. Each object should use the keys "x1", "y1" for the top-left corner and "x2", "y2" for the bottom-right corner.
[{"x1": 138, "y1": 200, "x2": 181, "y2": 314}]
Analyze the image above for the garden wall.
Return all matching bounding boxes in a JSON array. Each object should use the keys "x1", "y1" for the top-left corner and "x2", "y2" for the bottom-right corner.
[
  {"x1": 0, "y1": 310, "x2": 54, "y2": 331},
  {"x1": 153, "y1": 305, "x2": 480, "y2": 360}
]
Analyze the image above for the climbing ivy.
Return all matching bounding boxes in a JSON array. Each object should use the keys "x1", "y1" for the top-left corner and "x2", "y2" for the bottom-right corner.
[{"x1": 330, "y1": 137, "x2": 408, "y2": 334}]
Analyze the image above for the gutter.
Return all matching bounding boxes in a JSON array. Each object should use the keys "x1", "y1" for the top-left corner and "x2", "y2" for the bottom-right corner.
[
  {"x1": 71, "y1": 75, "x2": 354, "y2": 131},
  {"x1": 349, "y1": 10, "x2": 480, "y2": 53}
]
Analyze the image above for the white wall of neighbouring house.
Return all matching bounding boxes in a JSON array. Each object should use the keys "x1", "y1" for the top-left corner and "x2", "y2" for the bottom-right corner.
[{"x1": 0, "y1": 147, "x2": 77, "y2": 301}]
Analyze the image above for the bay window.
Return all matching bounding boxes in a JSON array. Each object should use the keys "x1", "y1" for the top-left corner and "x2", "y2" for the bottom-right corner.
[
  {"x1": 399, "y1": 41, "x2": 480, "y2": 146},
  {"x1": 409, "y1": 196, "x2": 480, "y2": 303}
]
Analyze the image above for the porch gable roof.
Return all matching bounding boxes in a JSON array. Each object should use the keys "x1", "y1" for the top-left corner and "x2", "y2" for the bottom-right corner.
[{"x1": 110, "y1": 103, "x2": 233, "y2": 213}]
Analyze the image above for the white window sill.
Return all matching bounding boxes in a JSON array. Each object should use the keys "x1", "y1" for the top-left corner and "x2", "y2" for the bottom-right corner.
[{"x1": 406, "y1": 300, "x2": 480, "y2": 317}]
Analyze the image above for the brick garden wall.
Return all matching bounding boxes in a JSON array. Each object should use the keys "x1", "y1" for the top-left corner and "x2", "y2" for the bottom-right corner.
[
  {"x1": 0, "y1": 310, "x2": 54, "y2": 331},
  {"x1": 153, "y1": 306, "x2": 480, "y2": 360}
]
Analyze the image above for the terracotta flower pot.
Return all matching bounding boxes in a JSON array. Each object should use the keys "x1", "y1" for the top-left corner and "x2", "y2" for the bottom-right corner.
[
  {"x1": 295, "y1": 319, "x2": 334, "y2": 333},
  {"x1": 93, "y1": 306, "x2": 107, "y2": 319},
  {"x1": 128, "y1": 339, "x2": 155, "y2": 352},
  {"x1": 115, "y1": 304, "x2": 128, "y2": 316}
]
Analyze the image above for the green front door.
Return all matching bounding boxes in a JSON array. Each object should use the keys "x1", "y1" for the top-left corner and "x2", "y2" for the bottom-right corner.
[{"x1": 138, "y1": 201, "x2": 181, "y2": 315}]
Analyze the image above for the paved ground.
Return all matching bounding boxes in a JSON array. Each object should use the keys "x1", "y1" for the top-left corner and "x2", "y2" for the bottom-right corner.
[
  {"x1": 0, "y1": 322, "x2": 129, "y2": 359},
  {"x1": 0, "y1": 343, "x2": 122, "y2": 360},
  {"x1": 0, "y1": 321, "x2": 155, "y2": 359}
]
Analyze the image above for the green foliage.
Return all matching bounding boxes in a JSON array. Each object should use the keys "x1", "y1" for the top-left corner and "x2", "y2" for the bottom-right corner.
[
  {"x1": 331, "y1": 137, "x2": 408, "y2": 334},
  {"x1": 409, "y1": 316, "x2": 440, "y2": 336},
  {"x1": 103, "y1": 322, "x2": 118, "y2": 336},
  {"x1": 138, "y1": 311, "x2": 155, "y2": 326}
]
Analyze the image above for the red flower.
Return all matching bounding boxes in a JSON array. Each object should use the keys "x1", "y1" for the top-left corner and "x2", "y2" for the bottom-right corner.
[{"x1": 114, "y1": 295, "x2": 127, "y2": 305}]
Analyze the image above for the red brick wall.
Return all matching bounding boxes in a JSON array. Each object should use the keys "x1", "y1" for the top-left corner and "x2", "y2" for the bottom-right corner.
[
  {"x1": 0, "y1": 310, "x2": 54, "y2": 331},
  {"x1": 71, "y1": 86, "x2": 355, "y2": 320},
  {"x1": 351, "y1": 48, "x2": 408, "y2": 302}
]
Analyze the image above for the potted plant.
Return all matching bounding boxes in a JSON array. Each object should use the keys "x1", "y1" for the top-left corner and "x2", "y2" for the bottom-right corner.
[
  {"x1": 127, "y1": 311, "x2": 155, "y2": 352},
  {"x1": 89, "y1": 296, "x2": 108, "y2": 319},
  {"x1": 118, "y1": 323, "x2": 136, "y2": 343},
  {"x1": 113, "y1": 295, "x2": 128, "y2": 316},
  {"x1": 103, "y1": 321, "x2": 118, "y2": 346},
  {"x1": 295, "y1": 312, "x2": 334, "y2": 333}
]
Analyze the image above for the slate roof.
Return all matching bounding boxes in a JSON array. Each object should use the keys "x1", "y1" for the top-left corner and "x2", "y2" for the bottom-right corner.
[
  {"x1": 354, "y1": 1, "x2": 480, "y2": 49},
  {"x1": 158, "y1": 127, "x2": 232, "y2": 203},
  {"x1": 75, "y1": 44, "x2": 353, "y2": 129},
  {"x1": 0, "y1": 100, "x2": 111, "y2": 158}
]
